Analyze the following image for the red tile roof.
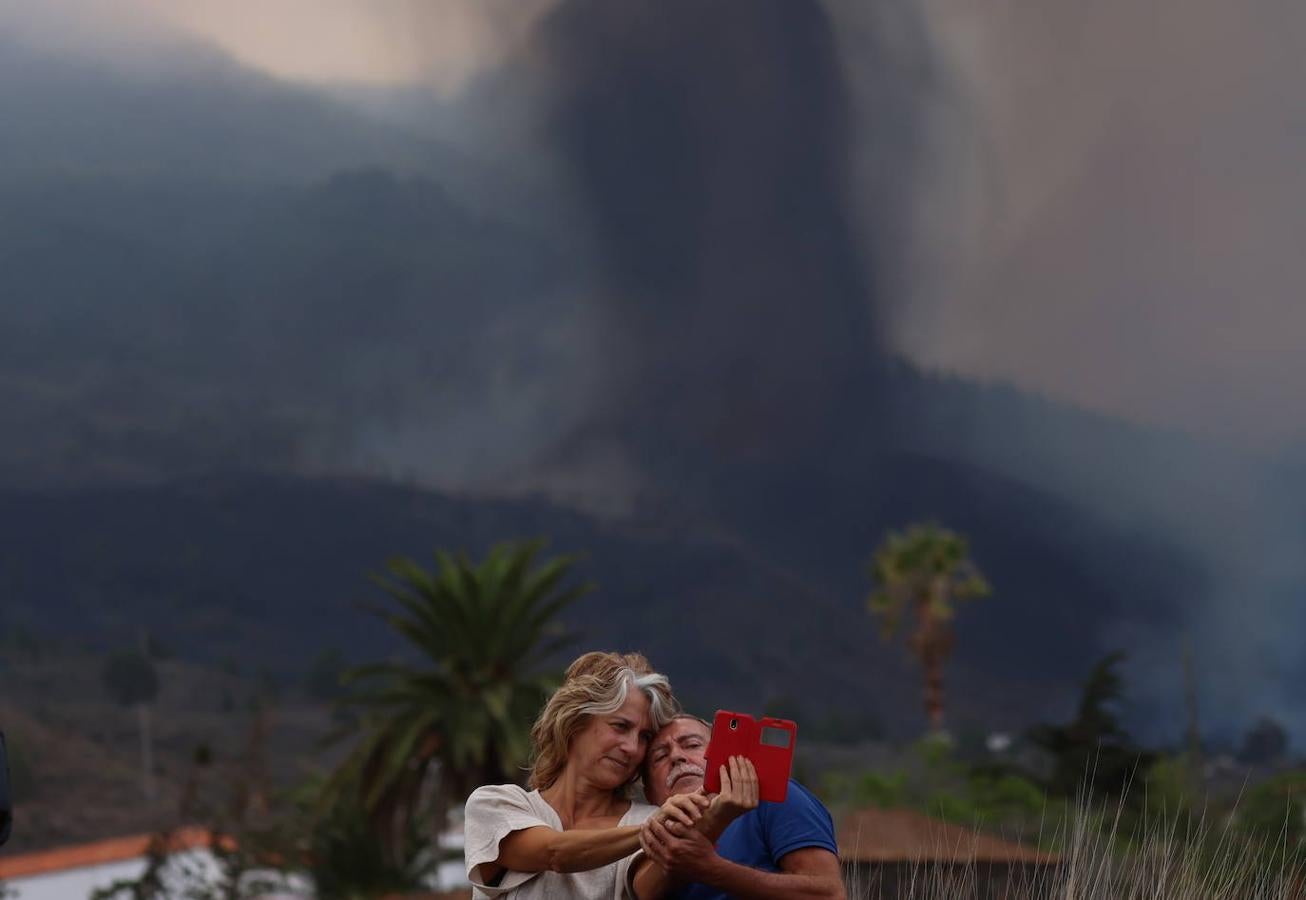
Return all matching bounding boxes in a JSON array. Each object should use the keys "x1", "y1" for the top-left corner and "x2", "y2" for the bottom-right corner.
[
  {"x1": 836, "y1": 808, "x2": 1060, "y2": 865},
  {"x1": 0, "y1": 826, "x2": 233, "y2": 880}
]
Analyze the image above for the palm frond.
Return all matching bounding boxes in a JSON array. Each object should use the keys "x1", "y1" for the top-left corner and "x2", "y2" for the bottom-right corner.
[{"x1": 326, "y1": 539, "x2": 582, "y2": 859}]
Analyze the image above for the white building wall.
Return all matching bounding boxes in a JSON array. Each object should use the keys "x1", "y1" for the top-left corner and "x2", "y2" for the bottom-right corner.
[{"x1": 5, "y1": 850, "x2": 312, "y2": 900}]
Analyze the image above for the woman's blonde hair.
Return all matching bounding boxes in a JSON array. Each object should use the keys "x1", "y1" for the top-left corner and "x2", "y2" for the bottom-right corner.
[{"x1": 528, "y1": 651, "x2": 679, "y2": 791}]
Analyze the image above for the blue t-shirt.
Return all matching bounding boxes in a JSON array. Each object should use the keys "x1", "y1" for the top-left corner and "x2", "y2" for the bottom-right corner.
[{"x1": 674, "y1": 780, "x2": 838, "y2": 900}]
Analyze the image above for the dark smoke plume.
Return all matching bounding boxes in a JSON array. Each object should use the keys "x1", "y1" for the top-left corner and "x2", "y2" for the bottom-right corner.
[{"x1": 534, "y1": 0, "x2": 908, "y2": 462}]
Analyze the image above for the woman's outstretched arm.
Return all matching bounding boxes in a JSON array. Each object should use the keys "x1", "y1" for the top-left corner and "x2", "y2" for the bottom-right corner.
[{"x1": 475, "y1": 796, "x2": 706, "y2": 884}]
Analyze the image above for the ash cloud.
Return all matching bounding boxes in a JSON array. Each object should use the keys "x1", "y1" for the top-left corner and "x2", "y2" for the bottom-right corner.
[
  {"x1": 3, "y1": 0, "x2": 1303, "y2": 742},
  {"x1": 511, "y1": 0, "x2": 1303, "y2": 743},
  {"x1": 528, "y1": 0, "x2": 917, "y2": 461},
  {"x1": 901, "y1": 0, "x2": 1306, "y2": 448}
]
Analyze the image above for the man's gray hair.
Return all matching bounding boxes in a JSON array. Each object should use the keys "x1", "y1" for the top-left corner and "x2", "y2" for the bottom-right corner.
[{"x1": 670, "y1": 713, "x2": 712, "y2": 731}]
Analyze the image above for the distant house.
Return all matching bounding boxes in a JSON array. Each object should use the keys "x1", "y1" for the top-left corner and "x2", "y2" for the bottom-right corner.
[
  {"x1": 836, "y1": 807, "x2": 1061, "y2": 900},
  {"x1": 1, "y1": 811, "x2": 1055, "y2": 899},
  {"x1": 0, "y1": 826, "x2": 471, "y2": 899},
  {"x1": 0, "y1": 827, "x2": 278, "y2": 899}
]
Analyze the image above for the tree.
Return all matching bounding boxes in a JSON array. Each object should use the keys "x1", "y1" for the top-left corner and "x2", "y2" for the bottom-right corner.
[
  {"x1": 1238, "y1": 716, "x2": 1289, "y2": 766},
  {"x1": 1239, "y1": 771, "x2": 1306, "y2": 852},
  {"x1": 284, "y1": 774, "x2": 438, "y2": 900},
  {"x1": 102, "y1": 648, "x2": 160, "y2": 803},
  {"x1": 143, "y1": 631, "x2": 171, "y2": 661},
  {"x1": 1027, "y1": 651, "x2": 1154, "y2": 799},
  {"x1": 867, "y1": 523, "x2": 991, "y2": 733},
  {"x1": 327, "y1": 539, "x2": 587, "y2": 856}
]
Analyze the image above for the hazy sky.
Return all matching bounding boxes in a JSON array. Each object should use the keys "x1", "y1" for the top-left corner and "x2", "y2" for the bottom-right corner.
[
  {"x1": 0, "y1": 0, "x2": 552, "y2": 88},
  {"x1": 5, "y1": 0, "x2": 1305, "y2": 449},
  {"x1": 906, "y1": 0, "x2": 1306, "y2": 447},
  {"x1": 141, "y1": 0, "x2": 557, "y2": 89}
]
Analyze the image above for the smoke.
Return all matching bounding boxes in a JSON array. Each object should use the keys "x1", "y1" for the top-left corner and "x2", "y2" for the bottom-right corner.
[
  {"x1": 900, "y1": 0, "x2": 1306, "y2": 448},
  {"x1": 884, "y1": 0, "x2": 1306, "y2": 741},
  {"x1": 13, "y1": 0, "x2": 1306, "y2": 443},
  {"x1": 516, "y1": 0, "x2": 1304, "y2": 741},
  {"x1": 528, "y1": 0, "x2": 922, "y2": 462},
  {"x1": 928, "y1": 387, "x2": 1306, "y2": 742},
  {"x1": 5, "y1": 0, "x2": 1302, "y2": 739}
]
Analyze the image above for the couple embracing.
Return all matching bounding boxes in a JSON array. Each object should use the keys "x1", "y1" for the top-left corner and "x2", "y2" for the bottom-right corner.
[{"x1": 464, "y1": 651, "x2": 844, "y2": 899}]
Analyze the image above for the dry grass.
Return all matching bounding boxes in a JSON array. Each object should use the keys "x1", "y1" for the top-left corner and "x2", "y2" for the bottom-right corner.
[{"x1": 841, "y1": 791, "x2": 1306, "y2": 899}]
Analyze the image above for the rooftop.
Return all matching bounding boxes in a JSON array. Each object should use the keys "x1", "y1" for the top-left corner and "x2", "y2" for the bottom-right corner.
[
  {"x1": 836, "y1": 808, "x2": 1060, "y2": 865},
  {"x1": 0, "y1": 826, "x2": 230, "y2": 881}
]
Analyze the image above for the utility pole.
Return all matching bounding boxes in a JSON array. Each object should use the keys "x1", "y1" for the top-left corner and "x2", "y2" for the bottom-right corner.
[
  {"x1": 139, "y1": 628, "x2": 156, "y2": 804},
  {"x1": 1183, "y1": 635, "x2": 1203, "y2": 785}
]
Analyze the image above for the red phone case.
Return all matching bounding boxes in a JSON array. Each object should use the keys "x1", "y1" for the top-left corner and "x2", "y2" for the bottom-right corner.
[{"x1": 703, "y1": 710, "x2": 797, "y2": 803}]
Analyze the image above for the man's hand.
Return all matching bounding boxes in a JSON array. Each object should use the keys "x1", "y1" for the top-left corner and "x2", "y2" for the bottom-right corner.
[
  {"x1": 704, "y1": 755, "x2": 759, "y2": 832},
  {"x1": 640, "y1": 815, "x2": 722, "y2": 883}
]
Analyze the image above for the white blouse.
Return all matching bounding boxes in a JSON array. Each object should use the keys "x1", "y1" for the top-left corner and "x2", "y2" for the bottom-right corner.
[{"x1": 464, "y1": 784, "x2": 656, "y2": 899}]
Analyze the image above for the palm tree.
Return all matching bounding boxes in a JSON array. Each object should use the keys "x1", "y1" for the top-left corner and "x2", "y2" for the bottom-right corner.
[
  {"x1": 867, "y1": 523, "x2": 991, "y2": 734},
  {"x1": 327, "y1": 539, "x2": 588, "y2": 855}
]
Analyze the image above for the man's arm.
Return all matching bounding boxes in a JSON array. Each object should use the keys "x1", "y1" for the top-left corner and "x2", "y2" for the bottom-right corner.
[
  {"x1": 693, "y1": 844, "x2": 845, "y2": 900},
  {"x1": 641, "y1": 822, "x2": 845, "y2": 900},
  {"x1": 628, "y1": 797, "x2": 736, "y2": 898}
]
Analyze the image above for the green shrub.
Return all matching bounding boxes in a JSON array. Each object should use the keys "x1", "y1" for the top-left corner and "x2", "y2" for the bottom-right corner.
[{"x1": 1238, "y1": 770, "x2": 1306, "y2": 849}]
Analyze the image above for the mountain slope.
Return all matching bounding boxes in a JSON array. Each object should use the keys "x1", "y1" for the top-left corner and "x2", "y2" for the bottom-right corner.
[
  {"x1": 0, "y1": 469, "x2": 1199, "y2": 737},
  {"x1": 0, "y1": 33, "x2": 453, "y2": 184}
]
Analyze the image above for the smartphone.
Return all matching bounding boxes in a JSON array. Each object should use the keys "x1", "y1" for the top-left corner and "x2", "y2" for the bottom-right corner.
[
  {"x1": 0, "y1": 731, "x2": 11, "y2": 846},
  {"x1": 702, "y1": 710, "x2": 797, "y2": 804}
]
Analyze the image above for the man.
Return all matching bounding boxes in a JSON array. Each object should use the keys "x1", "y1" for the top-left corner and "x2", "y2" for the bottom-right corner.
[{"x1": 629, "y1": 714, "x2": 844, "y2": 899}]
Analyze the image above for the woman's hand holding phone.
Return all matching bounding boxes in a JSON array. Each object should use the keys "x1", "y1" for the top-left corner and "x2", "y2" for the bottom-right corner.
[{"x1": 649, "y1": 756, "x2": 758, "y2": 842}]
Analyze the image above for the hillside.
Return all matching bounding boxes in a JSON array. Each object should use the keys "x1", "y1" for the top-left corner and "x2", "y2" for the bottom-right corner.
[
  {"x1": 0, "y1": 33, "x2": 454, "y2": 185},
  {"x1": 0, "y1": 468, "x2": 1195, "y2": 739},
  {"x1": 0, "y1": 167, "x2": 576, "y2": 488},
  {"x1": 0, "y1": 651, "x2": 334, "y2": 854}
]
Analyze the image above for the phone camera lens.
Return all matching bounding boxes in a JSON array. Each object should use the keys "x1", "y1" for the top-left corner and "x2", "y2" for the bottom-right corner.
[{"x1": 729, "y1": 718, "x2": 738, "y2": 730}]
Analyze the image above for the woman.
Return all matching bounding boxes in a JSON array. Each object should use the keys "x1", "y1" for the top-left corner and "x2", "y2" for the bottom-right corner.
[{"x1": 464, "y1": 651, "x2": 705, "y2": 898}]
